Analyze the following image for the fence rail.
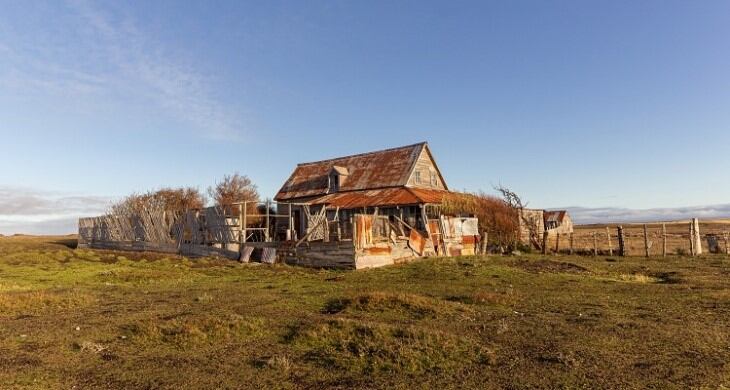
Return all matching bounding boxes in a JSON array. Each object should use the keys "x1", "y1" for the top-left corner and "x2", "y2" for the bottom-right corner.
[{"x1": 543, "y1": 219, "x2": 730, "y2": 256}]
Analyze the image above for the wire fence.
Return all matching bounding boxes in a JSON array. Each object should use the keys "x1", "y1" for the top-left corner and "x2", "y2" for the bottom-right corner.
[{"x1": 543, "y1": 220, "x2": 730, "y2": 256}]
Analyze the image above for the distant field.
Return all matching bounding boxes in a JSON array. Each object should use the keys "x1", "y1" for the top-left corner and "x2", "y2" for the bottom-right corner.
[
  {"x1": 567, "y1": 220, "x2": 730, "y2": 256},
  {"x1": 1, "y1": 235, "x2": 730, "y2": 389}
]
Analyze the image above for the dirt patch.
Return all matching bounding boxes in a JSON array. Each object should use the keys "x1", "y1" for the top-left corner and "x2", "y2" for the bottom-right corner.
[
  {"x1": 445, "y1": 289, "x2": 521, "y2": 306},
  {"x1": 650, "y1": 271, "x2": 682, "y2": 284},
  {"x1": 507, "y1": 259, "x2": 590, "y2": 274}
]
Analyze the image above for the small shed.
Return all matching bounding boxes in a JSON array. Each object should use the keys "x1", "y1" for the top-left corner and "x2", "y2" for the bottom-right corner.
[{"x1": 544, "y1": 210, "x2": 573, "y2": 235}]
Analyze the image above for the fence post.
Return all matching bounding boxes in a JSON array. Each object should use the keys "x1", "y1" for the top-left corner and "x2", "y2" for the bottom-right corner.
[
  {"x1": 482, "y1": 231, "x2": 488, "y2": 255},
  {"x1": 692, "y1": 218, "x2": 702, "y2": 255},
  {"x1": 555, "y1": 232, "x2": 560, "y2": 253},
  {"x1": 265, "y1": 200, "x2": 271, "y2": 242},
  {"x1": 617, "y1": 226, "x2": 625, "y2": 256},
  {"x1": 689, "y1": 222, "x2": 695, "y2": 256},
  {"x1": 725, "y1": 232, "x2": 729, "y2": 255},
  {"x1": 662, "y1": 223, "x2": 667, "y2": 257},
  {"x1": 242, "y1": 202, "x2": 247, "y2": 244},
  {"x1": 606, "y1": 226, "x2": 613, "y2": 256},
  {"x1": 643, "y1": 224, "x2": 650, "y2": 258},
  {"x1": 592, "y1": 232, "x2": 598, "y2": 256},
  {"x1": 569, "y1": 232, "x2": 574, "y2": 255},
  {"x1": 238, "y1": 203, "x2": 244, "y2": 243},
  {"x1": 542, "y1": 231, "x2": 548, "y2": 255}
]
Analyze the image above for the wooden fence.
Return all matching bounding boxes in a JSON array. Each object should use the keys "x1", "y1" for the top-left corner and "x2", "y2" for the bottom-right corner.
[{"x1": 541, "y1": 219, "x2": 730, "y2": 256}]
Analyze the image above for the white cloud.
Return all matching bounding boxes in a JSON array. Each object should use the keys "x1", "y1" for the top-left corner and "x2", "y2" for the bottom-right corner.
[
  {"x1": 564, "y1": 204, "x2": 730, "y2": 224},
  {"x1": 0, "y1": 186, "x2": 112, "y2": 235}
]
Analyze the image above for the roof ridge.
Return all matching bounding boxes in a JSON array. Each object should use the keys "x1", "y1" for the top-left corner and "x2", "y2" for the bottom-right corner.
[{"x1": 296, "y1": 142, "x2": 427, "y2": 166}]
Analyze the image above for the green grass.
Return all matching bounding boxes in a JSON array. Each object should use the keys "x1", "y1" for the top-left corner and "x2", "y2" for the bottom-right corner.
[{"x1": 1, "y1": 236, "x2": 730, "y2": 389}]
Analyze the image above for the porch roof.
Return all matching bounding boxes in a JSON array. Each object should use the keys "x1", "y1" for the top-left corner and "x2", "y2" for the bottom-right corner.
[{"x1": 304, "y1": 187, "x2": 452, "y2": 209}]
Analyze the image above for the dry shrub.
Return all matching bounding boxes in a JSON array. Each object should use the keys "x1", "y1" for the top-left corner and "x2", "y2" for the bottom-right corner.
[
  {"x1": 152, "y1": 188, "x2": 206, "y2": 211},
  {"x1": 441, "y1": 191, "x2": 519, "y2": 248},
  {"x1": 113, "y1": 187, "x2": 206, "y2": 214}
]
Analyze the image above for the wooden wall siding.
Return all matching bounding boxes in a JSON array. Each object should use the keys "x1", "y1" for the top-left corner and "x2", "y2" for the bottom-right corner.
[
  {"x1": 283, "y1": 241, "x2": 357, "y2": 269},
  {"x1": 355, "y1": 240, "x2": 417, "y2": 269},
  {"x1": 519, "y1": 209, "x2": 545, "y2": 245},
  {"x1": 406, "y1": 147, "x2": 445, "y2": 189},
  {"x1": 281, "y1": 239, "x2": 416, "y2": 270}
]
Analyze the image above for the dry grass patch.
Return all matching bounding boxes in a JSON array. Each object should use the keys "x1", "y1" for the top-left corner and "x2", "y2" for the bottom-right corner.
[
  {"x1": 322, "y1": 292, "x2": 473, "y2": 320},
  {"x1": 122, "y1": 314, "x2": 270, "y2": 347},
  {"x1": 506, "y1": 258, "x2": 591, "y2": 274},
  {"x1": 288, "y1": 318, "x2": 484, "y2": 378},
  {"x1": 618, "y1": 274, "x2": 661, "y2": 283},
  {"x1": 0, "y1": 289, "x2": 96, "y2": 316}
]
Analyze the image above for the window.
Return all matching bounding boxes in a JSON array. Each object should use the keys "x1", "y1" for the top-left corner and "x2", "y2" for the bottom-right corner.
[
  {"x1": 329, "y1": 173, "x2": 339, "y2": 192},
  {"x1": 414, "y1": 171, "x2": 421, "y2": 184},
  {"x1": 430, "y1": 170, "x2": 438, "y2": 186}
]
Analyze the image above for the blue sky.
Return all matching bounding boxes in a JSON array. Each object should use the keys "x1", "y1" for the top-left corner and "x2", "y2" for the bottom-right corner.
[{"x1": 1, "y1": 0, "x2": 729, "y2": 233}]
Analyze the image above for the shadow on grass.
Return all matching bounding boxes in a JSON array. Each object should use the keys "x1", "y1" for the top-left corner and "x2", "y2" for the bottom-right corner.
[{"x1": 48, "y1": 238, "x2": 78, "y2": 249}]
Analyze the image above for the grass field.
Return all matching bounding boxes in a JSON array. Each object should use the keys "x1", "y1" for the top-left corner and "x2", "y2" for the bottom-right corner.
[{"x1": 2, "y1": 235, "x2": 730, "y2": 389}]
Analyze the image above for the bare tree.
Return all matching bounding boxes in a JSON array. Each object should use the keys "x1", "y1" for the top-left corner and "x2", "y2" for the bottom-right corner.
[
  {"x1": 208, "y1": 173, "x2": 260, "y2": 212},
  {"x1": 494, "y1": 185, "x2": 543, "y2": 250}
]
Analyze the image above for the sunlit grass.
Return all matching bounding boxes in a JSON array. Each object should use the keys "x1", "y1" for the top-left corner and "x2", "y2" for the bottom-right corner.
[{"x1": 1, "y1": 235, "x2": 729, "y2": 389}]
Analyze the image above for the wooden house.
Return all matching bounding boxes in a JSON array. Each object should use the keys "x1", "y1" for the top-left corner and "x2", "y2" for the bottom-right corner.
[
  {"x1": 271, "y1": 142, "x2": 480, "y2": 268},
  {"x1": 274, "y1": 142, "x2": 451, "y2": 239}
]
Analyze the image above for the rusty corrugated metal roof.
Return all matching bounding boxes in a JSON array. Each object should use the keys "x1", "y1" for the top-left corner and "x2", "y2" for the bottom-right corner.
[
  {"x1": 305, "y1": 187, "x2": 451, "y2": 209},
  {"x1": 274, "y1": 143, "x2": 426, "y2": 201},
  {"x1": 544, "y1": 210, "x2": 567, "y2": 223}
]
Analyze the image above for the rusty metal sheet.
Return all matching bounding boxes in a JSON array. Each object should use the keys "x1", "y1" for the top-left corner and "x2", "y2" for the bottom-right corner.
[
  {"x1": 275, "y1": 143, "x2": 425, "y2": 201},
  {"x1": 364, "y1": 246, "x2": 392, "y2": 255},
  {"x1": 305, "y1": 187, "x2": 450, "y2": 209},
  {"x1": 408, "y1": 187, "x2": 454, "y2": 204},
  {"x1": 461, "y1": 235, "x2": 478, "y2": 245},
  {"x1": 461, "y1": 218, "x2": 479, "y2": 236},
  {"x1": 355, "y1": 214, "x2": 373, "y2": 249},
  {"x1": 408, "y1": 229, "x2": 426, "y2": 256},
  {"x1": 543, "y1": 210, "x2": 567, "y2": 223}
]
